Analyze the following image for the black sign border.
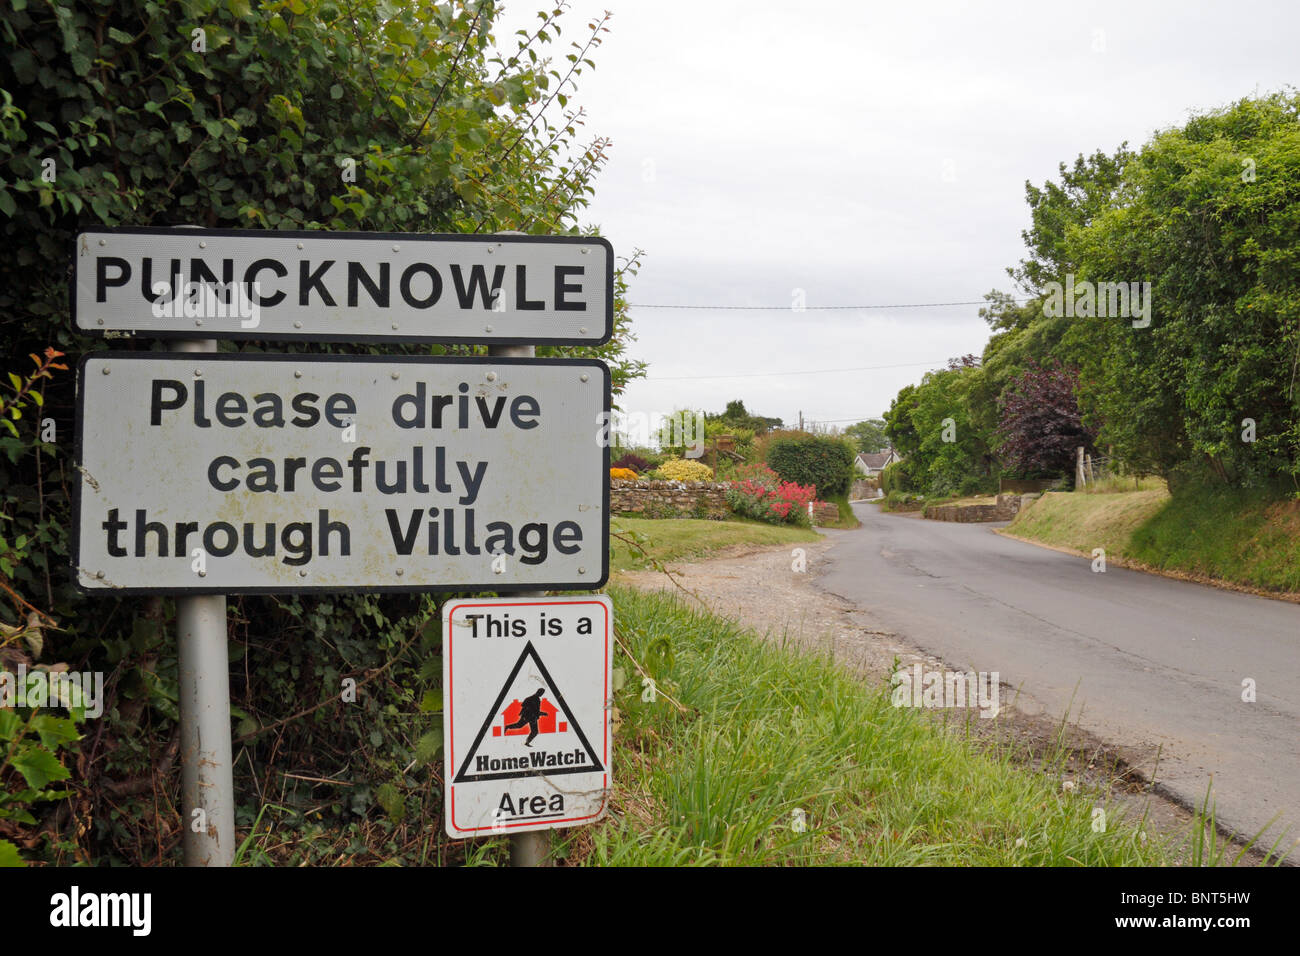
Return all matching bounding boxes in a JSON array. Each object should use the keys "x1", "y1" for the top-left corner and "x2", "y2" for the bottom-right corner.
[
  {"x1": 71, "y1": 227, "x2": 615, "y2": 347},
  {"x1": 71, "y1": 352, "x2": 611, "y2": 596}
]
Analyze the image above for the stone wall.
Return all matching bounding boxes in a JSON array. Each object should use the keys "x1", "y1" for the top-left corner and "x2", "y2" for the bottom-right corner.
[
  {"x1": 811, "y1": 501, "x2": 839, "y2": 525},
  {"x1": 609, "y1": 479, "x2": 730, "y2": 519},
  {"x1": 999, "y1": 477, "x2": 1064, "y2": 494},
  {"x1": 850, "y1": 478, "x2": 877, "y2": 500},
  {"x1": 923, "y1": 494, "x2": 1024, "y2": 523}
]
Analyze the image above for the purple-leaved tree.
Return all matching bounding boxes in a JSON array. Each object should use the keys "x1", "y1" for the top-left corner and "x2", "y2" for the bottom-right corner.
[{"x1": 996, "y1": 362, "x2": 1094, "y2": 476}]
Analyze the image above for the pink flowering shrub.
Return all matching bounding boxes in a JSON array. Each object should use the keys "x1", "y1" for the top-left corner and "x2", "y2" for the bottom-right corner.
[{"x1": 726, "y1": 464, "x2": 815, "y2": 525}]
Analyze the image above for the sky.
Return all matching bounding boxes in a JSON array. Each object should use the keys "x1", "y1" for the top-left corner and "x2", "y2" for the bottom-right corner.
[{"x1": 497, "y1": 0, "x2": 1299, "y2": 436}]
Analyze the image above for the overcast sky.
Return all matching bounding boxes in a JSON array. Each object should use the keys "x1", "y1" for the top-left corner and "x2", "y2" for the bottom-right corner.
[{"x1": 499, "y1": 0, "x2": 1299, "y2": 434}]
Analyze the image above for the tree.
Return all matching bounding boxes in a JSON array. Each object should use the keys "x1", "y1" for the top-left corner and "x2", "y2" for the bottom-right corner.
[
  {"x1": 1063, "y1": 93, "x2": 1300, "y2": 487},
  {"x1": 844, "y1": 419, "x2": 889, "y2": 454},
  {"x1": 883, "y1": 384, "x2": 920, "y2": 458},
  {"x1": 995, "y1": 362, "x2": 1092, "y2": 476},
  {"x1": 883, "y1": 361, "x2": 997, "y2": 497},
  {"x1": 706, "y1": 398, "x2": 783, "y2": 434},
  {"x1": 1010, "y1": 145, "x2": 1133, "y2": 294}
]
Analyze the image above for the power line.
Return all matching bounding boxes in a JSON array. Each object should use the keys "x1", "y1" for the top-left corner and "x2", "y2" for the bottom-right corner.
[
  {"x1": 647, "y1": 359, "x2": 949, "y2": 381},
  {"x1": 628, "y1": 298, "x2": 1030, "y2": 311}
]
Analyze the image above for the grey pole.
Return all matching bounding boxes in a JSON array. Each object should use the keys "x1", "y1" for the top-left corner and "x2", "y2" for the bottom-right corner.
[
  {"x1": 488, "y1": 336, "x2": 550, "y2": 867},
  {"x1": 173, "y1": 337, "x2": 236, "y2": 866}
]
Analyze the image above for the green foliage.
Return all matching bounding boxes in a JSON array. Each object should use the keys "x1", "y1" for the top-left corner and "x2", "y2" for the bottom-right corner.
[
  {"x1": 1064, "y1": 93, "x2": 1300, "y2": 486},
  {"x1": 843, "y1": 418, "x2": 889, "y2": 454},
  {"x1": 764, "y1": 434, "x2": 855, "y2": 497},
  {"x1": 0, "y1": 701, "x2": 83, "y2": 865},
  {"x1": 879, "y1": 459, "x2": 911, "y2": 495},
  {"x1": 0, "y1": 0, "x2": 638, "y2": 863},
  {"x1": 880, "y1": 490, "x2": 924, "y2": 512},
  {"x1": 882, "y1": 359, "x2": 997, "y2": 498},
  {"x1": 883, "y1": 384, "x2": 920, "y2": 458},
  {"x1": 704, "y1": 399, "x2": 782, "y2": 436},
  {"x1": 968, "y1": 93, "x2": 1300, "y2": 490}
]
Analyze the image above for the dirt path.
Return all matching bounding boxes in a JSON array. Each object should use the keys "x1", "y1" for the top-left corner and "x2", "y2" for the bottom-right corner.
[
  {"x1": 615, "y1": 530, "x2": 1276, "y2": 866},
  {"x1": 618, "y1": 531, "x2": 937, "y2": 680}
]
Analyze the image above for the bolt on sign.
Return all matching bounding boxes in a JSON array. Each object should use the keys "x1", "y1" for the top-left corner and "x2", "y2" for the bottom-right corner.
[
  {"x1": 73, "y1": 353, "x2": 609, "y2": 593},
  {"x1": 443, "y1": 595, "x2": 612, "y2": 837},
  {"x1": 73, "y1": 228, "x2": 613, "y2": 345}
]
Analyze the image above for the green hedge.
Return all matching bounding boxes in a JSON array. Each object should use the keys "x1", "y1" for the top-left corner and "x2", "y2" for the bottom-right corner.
[
  {"x1": 879, "y1": 459, "x2": 912, "y2": 495},
  {"x1": 765, "y1": 434, "x2": 855, "y2": 497}
]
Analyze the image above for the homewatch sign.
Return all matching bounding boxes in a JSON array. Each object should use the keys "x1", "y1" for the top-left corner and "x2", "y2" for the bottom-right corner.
[
  {"x1": 73, "y1": 228, "x2": 613, "y2": 345},
  {"x1": 73, "y1": 353, "x2": 609, "y2": 594},
  {"x1": 443, "y1": 595, "x2": 612, "y2": 837}
]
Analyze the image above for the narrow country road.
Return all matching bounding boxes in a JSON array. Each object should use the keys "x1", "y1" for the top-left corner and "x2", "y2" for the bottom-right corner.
[{"x1": 817, "y1": 503, "x2": 1300, "y2": 862}]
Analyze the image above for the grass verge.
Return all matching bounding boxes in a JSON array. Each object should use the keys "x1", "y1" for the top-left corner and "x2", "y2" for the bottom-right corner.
[
  {"x1": 1007, "y1": 485, "x2": 1300, "y2": 594},
  {"x1": 555, "y1": 586, "x2": 1173, "y2": 866},
  {"x1": 821, "y1": 492, "x2": 861, "y2": 529},
  {"x1": 609, "y1": 517, "x2": 820, "y2": 573}
]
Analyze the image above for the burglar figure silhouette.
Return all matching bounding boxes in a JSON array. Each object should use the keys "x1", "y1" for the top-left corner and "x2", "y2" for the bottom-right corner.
[{"x1": 504, "y1": 688, "x2": 549, "y2": 746}]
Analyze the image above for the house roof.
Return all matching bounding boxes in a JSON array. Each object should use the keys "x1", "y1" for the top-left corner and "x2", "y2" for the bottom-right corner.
[{"x1": 857, "y1": 450, "x2": 896, "y2": 470}]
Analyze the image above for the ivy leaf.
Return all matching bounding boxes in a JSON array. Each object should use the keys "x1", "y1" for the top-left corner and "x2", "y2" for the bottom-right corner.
[{"x1": 0, "y1": 840, "x2": 22, "y2": 868}]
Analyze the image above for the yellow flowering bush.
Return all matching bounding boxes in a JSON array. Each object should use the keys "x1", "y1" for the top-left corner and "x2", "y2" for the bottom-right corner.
[
  {"x1": 656, "y1": 458, "x2": 714, "y2": 482},
  {"x1": 609, "y1": 467, "x2": 640, "y2": 481}
]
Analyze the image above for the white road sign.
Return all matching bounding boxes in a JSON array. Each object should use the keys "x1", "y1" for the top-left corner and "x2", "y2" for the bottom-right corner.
[
  {"x1": 74, "y1": 353, "x2": 609, "y2": 593},
  {"x1": 443, "y1": 595, "x2": 612, "y2": 838},
  {"x1": 74, "y1": 228, "x2": 613, "y2": 345}
]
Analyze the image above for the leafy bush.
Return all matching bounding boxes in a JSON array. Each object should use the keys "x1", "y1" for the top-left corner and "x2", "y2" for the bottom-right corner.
[
  {"x1": 882, "y1": 490, "x2": 925, "y2": 511},
  {"x1": 609, "y1": 467, "x2": 639, "y2": 481},
  {"x1": 612, "y1": 453, "x2": 648, "y2": 473},
  {"x1": 725, "y1": 464, "x2": 815, "y2": 525},
  {"x1": 656, "y1": 458, "x2": 714, "y2": 482},
  {"x1": 765, "y1": 434, "x2": 856, "y2": 497},
  {"x1": 879, "y1": 459, "x2": 912, "y2": 495},
  {"x1": 0, "y1": 0, "x2": 639, "y2": 865}
]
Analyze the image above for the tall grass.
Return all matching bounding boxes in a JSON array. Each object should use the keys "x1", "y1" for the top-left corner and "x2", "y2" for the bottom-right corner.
[
  {"x1": 610, "y1": 517, "x2": 819, "y2": 573},
  {"x1": 1079, "y1": 475, "x2": 1167, "y2": 494}
]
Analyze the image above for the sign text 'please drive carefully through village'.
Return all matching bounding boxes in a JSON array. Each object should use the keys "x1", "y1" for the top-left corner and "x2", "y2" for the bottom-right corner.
[{"x1": 74, "y1": 353, "x2": 609, "y2": 593}]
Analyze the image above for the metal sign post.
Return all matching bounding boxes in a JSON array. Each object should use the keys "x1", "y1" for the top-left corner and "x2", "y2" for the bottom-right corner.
[
  {"x1": 489, "y1": 340, "x2": 549, "y2": 868},
  {"x1": 172, "y1": 338, "x2": 235, "y2": 867}
]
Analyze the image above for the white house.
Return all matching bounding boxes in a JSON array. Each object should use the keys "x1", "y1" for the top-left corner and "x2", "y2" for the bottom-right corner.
[{"x1": 855, "y1": 448, "x2": 901, "y2": 477}]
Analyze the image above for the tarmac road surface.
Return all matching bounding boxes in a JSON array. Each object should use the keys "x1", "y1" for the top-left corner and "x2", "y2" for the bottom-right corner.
[{"x1": 816, "y1": 503, "x2": 1300, "y2": 862}]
